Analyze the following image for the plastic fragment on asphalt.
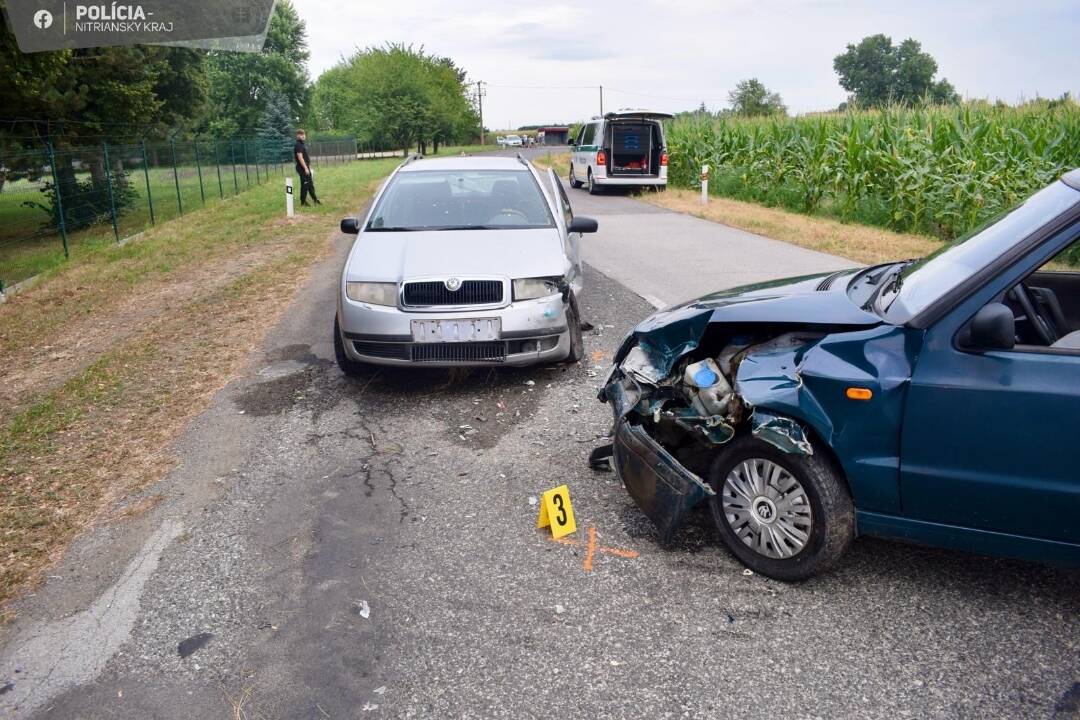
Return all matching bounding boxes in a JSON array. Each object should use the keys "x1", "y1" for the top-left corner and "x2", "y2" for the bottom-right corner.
[
  {"x1": 354, "y1": 600, "x2": 371, "y2": 619},
  {"x1": 177, "y1": 632, "x2": 214, "y2": 659},
  {"x1": 524, "y1": 380, "x2": 536, "y2": 386},
  {"x1": 374, "y1": 686, "x2": 387, "y2": 695},
  {"x1": 742, "y1": 568, "x2": 754, "y2": 576},
  {"x1": 528, "y1": 496, "x2": 538, "y2": 506},
  {"x1": 555, "y1": 604, "x2": 566, "y2": 614}
]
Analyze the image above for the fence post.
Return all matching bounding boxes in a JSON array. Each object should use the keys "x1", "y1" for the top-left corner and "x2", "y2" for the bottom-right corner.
[
  {"x1": 230, "y1": 139, "x2": 239, "y2": 195},
  {"x1": 47, "y1": 140, "x2": 70, "y2": 258},
  {"x1": 194, "y1": 139, "x2": 206, "y2": 205},
  {"x1": 141, "y1": 140, "x2": 155, "y2": 226},
  {"x1": 214, "y1": 139, "x2": 224, "y2": 199},
  {"x1": 242, "y1": 140, "x2": 251, "y2": 187},
  {"x1": 170, "y1": 138, "x2": 183, "y2": 215},
  {"x1": 101, "y1": 141, "x2": 121, "y2": 243}
]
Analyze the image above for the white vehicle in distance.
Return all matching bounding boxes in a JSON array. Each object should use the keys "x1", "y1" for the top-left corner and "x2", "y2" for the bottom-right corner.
[
  {"x1": 496, "y1": 135, "x2": 507, "y2": 146},
  {"x1": 334, "y1": 155, "x2": 599, "y2": 370},
  {"x1": 569, "y1": 109, "x2": 673, "y2": 194},
  {"x1": 503, "y1": 134, "x2": 524, "y2": 147}
]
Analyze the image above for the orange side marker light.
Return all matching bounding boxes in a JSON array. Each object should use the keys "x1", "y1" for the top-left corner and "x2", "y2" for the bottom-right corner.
[{"x1": 846, "y1": 387, "x2": 873, "y2": 401}]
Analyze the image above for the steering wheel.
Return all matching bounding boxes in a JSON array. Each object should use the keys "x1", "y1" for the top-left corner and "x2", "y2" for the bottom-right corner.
[{"x1": 1009, "y1": 283, "x2": 1057, "y2": 345}]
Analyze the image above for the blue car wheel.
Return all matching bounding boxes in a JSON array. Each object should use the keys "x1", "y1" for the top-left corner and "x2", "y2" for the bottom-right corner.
[{"x1": 708, "y1": 436, "x2": 855, "y2": 581}]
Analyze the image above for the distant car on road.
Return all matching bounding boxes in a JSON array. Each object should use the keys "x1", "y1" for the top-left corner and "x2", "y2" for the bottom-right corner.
[
  {"x1": 570, "y1": 109, "x2": 672, "y2": 194},
  {"x1": 600, "y1": 170, "x2": 1080, "y2": 579},
  {"x1": 335, "y1": 155, "x2": 598, "y2": 369},
  {"x1": 503, "y1": 134, "x2": 524, "y2": 147}
]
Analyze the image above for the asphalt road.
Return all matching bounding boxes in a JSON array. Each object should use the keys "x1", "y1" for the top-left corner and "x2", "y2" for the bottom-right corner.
[{"x1": 2, "y1": 151, "x2": 1078, "y2": 719}]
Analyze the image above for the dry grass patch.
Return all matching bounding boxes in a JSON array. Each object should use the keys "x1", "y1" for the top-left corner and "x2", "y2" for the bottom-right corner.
[
  {"x1": 530, "y1": 151, "x2": 569, "y2": 172},
  {"x1": 640, "y1": 187, "x2": 941, "y2": 265}
]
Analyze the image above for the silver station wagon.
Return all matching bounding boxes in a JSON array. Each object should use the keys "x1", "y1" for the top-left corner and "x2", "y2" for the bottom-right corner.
[{"x1": 334, "y1": 155, "x2": 598, "y2": 372}]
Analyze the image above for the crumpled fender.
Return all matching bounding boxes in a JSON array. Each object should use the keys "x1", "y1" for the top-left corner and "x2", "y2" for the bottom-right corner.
[{"x1": 734, "y1": 325, "x2": 919, "y2": 513}]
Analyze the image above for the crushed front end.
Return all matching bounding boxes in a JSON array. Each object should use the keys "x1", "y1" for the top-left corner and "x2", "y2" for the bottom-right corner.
[{"x1": 598, "y1": 310, "x2": 827, "y2": 542}]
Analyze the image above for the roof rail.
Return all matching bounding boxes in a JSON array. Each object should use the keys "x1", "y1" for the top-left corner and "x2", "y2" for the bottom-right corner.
[{"x1": 402, "y1": 153, "x2": 424, "y2": 166}]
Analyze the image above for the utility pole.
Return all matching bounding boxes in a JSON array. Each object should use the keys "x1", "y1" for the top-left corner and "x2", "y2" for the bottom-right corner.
[
  {"x1": 600, "y1": 85, "x2": 604, "y2": 115},
  {"x1": 475, "y1": 80, "x2": 487, "y2": 145}
]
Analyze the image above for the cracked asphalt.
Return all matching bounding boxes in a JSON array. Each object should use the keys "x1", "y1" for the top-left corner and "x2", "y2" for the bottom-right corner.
[{"x1": 2, "y1": 153, "x2": 1078, "y2": 719}]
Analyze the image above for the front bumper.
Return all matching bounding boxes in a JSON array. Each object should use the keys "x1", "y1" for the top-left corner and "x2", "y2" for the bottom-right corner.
[
  {"x1": 338, "y1": 293, "x2": 571, "y2": 367},
  {"x1": 605, "y1": 375, "x2": 715, "y2": 542}
]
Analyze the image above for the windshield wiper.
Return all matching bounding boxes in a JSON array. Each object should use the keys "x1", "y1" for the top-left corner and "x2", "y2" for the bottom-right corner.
[
  {"x1": 862, "y1": 259, "x2": 917, "y2": 312},
  {"x1": 365, "y1": 226, "x2": 422, "y2": 232}
]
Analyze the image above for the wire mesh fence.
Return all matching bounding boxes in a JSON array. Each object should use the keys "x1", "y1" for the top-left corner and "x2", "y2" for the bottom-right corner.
[{"x1": 0, "y1": 136, "x2": 358, "y2": 291}]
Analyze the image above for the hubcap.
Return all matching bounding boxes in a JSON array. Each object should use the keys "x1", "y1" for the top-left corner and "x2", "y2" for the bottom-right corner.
[{"x1": 722, "y1": 458, "x2": 812, "y2": 559}]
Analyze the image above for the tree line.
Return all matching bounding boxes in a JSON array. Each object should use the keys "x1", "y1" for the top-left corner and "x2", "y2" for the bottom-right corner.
[{"x1": 680, "y1": 33, "x2": 963, "y2": 120}]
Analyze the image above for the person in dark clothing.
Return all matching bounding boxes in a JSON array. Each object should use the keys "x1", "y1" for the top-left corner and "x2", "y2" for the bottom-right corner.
[{"x1": 294, "y1": 129, "x2": 320, "y2": 206}]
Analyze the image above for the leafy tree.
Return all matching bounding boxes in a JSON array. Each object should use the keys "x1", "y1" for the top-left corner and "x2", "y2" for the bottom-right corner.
[
  {"x1": 0, "y1": 8, "x2": 207, "y2": 224},
  {"x1": 202, "y1": 0, "x2": 309, "y2": 136},
  {"x1": 727, "y1": 79, "x2": 786, "y2": 117},
  {"x1": 833, "y1": 34, "x2": 960, "y2": 107},
  {"x1": 309, "y1": 44, "x2": 479, "y2": 155}
]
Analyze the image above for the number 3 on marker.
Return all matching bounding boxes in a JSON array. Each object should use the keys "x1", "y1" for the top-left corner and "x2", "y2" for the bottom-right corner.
[{"x1": 537, "y1": 484, "x2": 577, "y2": 539}]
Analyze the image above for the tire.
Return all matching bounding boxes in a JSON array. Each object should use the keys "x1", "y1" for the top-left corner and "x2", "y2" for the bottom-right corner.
[
  {"x1": 333, "y1": 315, "x2": 367, "y2": 378},
  {"x1": 707, "y1": 435, "x2": 854, "y2": 581},
  {"x1": 564, "y1": 295, "x2": 585, "y2": 364},
  {"x1": 587, "y1": 170, "x2": 602, "y2": 195},
  {"x1": 569, "y1": 164, "x2": 583, "y2": 189}
]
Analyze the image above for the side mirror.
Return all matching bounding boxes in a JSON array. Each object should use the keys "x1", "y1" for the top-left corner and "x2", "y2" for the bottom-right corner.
[
  {"x1": 568, "y1": 139, "x2": 576, "y2": 146},
  {"x1": 968, "y1": 303, "x2": 1015, "y2": 350},
  {"x1": 568, "y1": 216, "x2": 598, "y2": 234},
  {"x1": 340, "y1": 218, "x2": 360, "y2": 235}
]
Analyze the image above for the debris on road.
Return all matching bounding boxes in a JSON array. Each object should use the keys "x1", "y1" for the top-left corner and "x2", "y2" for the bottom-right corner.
[
  {"x1": 353, "y1": 600, "x2": 371, "y2": 619},
  {"x1": 588, "y1": 444, "x2": 614, "y2": 472},
  {"x1": 177, "y1": 632, "x2": 214, "y2": 659}
]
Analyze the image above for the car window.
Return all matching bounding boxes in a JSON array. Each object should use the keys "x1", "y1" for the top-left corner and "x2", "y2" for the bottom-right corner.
[
  {"x1": 367, "y1": 169, "x2": 556, "y2": 231},
  {"x1": 585, "y1": 123, "x2": 600, "y2": 146},
  {"x1": 880, "y1": 181, "x2": 1080, "y2": 323}
]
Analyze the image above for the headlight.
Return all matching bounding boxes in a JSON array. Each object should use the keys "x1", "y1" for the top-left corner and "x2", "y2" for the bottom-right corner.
[
  {"x1": 513, "y1": 277, "x2": 561, "y2": 301},
  {"x1": 346, "y1": 282, "x2": 397, "y2": 306}
]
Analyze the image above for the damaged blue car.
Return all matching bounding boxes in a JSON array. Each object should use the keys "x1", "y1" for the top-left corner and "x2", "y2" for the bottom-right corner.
[{"x1": 599, "y1": 170, "x2": 1080, "y2": 580}]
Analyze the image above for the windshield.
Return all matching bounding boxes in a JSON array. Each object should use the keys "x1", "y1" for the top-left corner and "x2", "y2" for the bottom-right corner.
[
  {"x1": 367, "y1": 169, "x2": 554, "y2": 231},
  {"x1": 879, "y1": 180, "x2": 1080, "y2": 323}
]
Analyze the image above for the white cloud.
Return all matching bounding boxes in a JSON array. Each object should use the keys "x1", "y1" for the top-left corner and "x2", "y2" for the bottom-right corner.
[{"x1": 294, "y1": 0, "x2": 1080, "y2": 128}]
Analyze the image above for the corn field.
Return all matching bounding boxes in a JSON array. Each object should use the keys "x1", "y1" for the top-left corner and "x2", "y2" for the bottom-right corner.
[{"x1": 665, "y1": 101, "x2": 1080, "y2": 239}]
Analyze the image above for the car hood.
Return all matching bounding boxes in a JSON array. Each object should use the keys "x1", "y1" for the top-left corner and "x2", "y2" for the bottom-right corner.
[
  {"x1": 346, "y1": 228, "x2": 567, "y2": 281},
  {"x1": 616, "y1": 270, "x2": 882, "y2": 369}
]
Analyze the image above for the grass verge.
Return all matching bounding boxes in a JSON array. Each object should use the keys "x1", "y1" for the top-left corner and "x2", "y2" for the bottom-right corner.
[{"x1": 0, "y1": 158, "x2": 398, "y2": 616}]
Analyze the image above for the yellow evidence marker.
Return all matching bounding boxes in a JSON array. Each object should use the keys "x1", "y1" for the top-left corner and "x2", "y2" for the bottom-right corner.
[{"x1": 536, "y1": 484, "x2": 577, "y2": 539}]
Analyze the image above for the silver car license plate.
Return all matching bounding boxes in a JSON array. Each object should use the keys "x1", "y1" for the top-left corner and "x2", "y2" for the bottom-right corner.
[{"x1": 411, "y1": 318, "x2": 501, "y2": 343}]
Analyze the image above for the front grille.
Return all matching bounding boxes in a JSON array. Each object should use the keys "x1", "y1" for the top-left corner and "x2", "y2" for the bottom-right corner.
[
  {"x1": 402, "y1": 280, "x2": 503, "y2": 307},
  {"x1": 352, "y1": 341, "x2": 411, "y2": 360},
  {"x1": 411, "y1": 342, "x2": 506, "y2": 363}
]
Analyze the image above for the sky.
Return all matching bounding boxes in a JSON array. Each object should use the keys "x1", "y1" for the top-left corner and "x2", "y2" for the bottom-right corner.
[{"x1": 292, "y1": 0, "x2": 1080, "y2": 129}]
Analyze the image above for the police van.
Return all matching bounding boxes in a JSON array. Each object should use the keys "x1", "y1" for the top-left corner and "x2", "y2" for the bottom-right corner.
[{"x1": 568, "y1": 109, "x2": 672, "y2": 194}]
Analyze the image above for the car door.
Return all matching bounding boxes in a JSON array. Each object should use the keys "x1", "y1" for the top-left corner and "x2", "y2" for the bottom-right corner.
[
  {"x1": 899, "y1": 225, "x2": 1080, "y2": 545},
  {"x1": 549, "y1": 168, "x2": 583, "y2": 293}
]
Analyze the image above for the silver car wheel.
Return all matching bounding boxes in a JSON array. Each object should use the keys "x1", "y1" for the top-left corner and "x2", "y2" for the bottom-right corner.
[{"x1": 722, "y1": 458, "x2": 812, "y2": 559}]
